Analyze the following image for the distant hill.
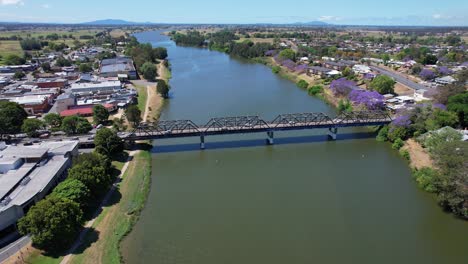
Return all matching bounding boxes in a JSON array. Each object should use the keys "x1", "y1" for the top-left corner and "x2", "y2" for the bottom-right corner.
[
  {"x1": 82, "y1": 19, "x2": 154, "y2": 25},
  {"x1": 292, "y1": 21, "x2": 330, "y2": 26}
]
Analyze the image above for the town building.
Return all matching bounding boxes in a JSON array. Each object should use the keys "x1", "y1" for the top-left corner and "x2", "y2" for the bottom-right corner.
[
  {"x1": 60, "y1": 103, "x2": 117, "y2": 117},
  {"x1": 435, "y1": 76, "x2": 456, "y2": 86},
  {"x1": 70, "y1": 81, "x2": 122, "y2": 95},
  {"x1": 55, "y1": 93, "x2": 77, "y2": 114},
  {"x1": 99, "y1": 57, "x2": 137, "y2": 79},
  {"x1": 0, "y1": 141, "x2": 79, "y2": 245},
  {"x1": 35, "y1": 78, "x2": 67, "y2": 89}
]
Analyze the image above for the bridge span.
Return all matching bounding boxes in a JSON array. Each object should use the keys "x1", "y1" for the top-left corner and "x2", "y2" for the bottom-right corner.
[{"x1": 122, "y1": 111, "x2": 393, "y2": 149}]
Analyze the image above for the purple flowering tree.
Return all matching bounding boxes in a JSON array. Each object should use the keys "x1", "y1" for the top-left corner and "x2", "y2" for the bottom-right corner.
[
  {"x1": 348, "y1": 90, "x2": 385, "y2": 110},
  {"x1": 265, "y1": 50, "x2": 276, "y2": 57},
  {"x1": 330, "y1": 78, "x2": 357, "y2": 96},
  {"x1": 419, "y1": 69, "x2": 436, "y2": 80},
  {"x1": 391, "y1": 115, "x2": 412, "y2": 127},
  {"x1": 436, "y1": 66, "x2": 453, "y2": 76},
  {"x1": 294, "y1": 64, "x2": 308, "y2": 74}
]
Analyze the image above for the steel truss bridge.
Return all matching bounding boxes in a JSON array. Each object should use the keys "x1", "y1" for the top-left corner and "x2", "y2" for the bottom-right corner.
[{"x1": 123, "y1": 111, "x2": 393, "y2": 149}]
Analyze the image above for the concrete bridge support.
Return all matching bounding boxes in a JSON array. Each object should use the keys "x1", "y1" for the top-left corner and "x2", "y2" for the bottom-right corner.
[
  {"x1": 328, "y1": 127, "x2": 338, "y2": 140},
  {"x1": 200, "y1": 135, "x2": 206, "y2": 150},
  {"x1": 266, "y1": 131, "x2": 274, "y2": 145}
]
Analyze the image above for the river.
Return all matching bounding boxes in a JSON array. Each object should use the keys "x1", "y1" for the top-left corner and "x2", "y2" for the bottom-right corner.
[{"x1": 121, "y1": 30, "x2": 468, "y2": 264}]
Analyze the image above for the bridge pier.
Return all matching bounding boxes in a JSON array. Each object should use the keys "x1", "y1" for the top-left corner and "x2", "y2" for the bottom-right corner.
[
  {"x1": 328, "y1": 127, "x2": 338, "y2": 140},
  {"x1": 200, "y1": 135, "x2": 206, "y2": 150},
  {"x1": 266, "y1": 131, "x2": 274, "y2": 145}
]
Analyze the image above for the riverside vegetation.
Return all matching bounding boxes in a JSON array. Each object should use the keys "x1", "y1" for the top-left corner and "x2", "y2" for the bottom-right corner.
[{"x1": 170, "y1": 29, "x2": 467, "y2": 219}]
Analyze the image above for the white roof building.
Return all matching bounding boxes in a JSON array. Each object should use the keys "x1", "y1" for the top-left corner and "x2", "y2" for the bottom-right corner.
[
  {"x1": 0, "y1": 141, "x2": 78, "y2": 233},
  {"x1": 70, "y1": 81, "x2": 122, "y2": 95}
]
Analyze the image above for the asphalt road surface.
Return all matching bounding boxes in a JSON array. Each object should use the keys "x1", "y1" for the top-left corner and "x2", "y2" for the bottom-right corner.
[
  {"x1": 0, "y1": 236, "x2": 30, "y2": 263},
  {"x1": 370, "y1": 65, "x2": 427, "y2": 91}
]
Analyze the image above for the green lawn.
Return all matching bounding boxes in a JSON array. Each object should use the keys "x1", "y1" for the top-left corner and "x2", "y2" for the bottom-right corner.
[
  {"x1": 133, "y1": 84, "x2": 148, "y2": 115},
  {"x1": 0, "y1": 40, "x2": 23, "y2": 64}
]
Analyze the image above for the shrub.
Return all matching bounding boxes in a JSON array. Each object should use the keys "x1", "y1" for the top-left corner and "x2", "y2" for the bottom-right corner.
[
  {"x1": 271, "y1": 66, "x2": 281, "y2": 74},
  {"x1": 296, "y1": 80, "x2": 308, "y2": 89},
  {"x1": 413, "y1": 167, "x2": 438, "y2": 193},
  {"x1": 392, "y1": 138, "x2": 405, "y2": 150},
  {"x1": 399, "y1": 149, "x2": 411, "y2": 161},
  {"x1": 376, "y1": 125, "x2": 389, "y2": 142},
  {"x1": 308, "y1": 85, "x2": 323, "y2": 96}
]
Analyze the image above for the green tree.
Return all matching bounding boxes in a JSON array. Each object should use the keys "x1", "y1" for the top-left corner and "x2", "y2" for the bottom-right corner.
[
  {"x1": 92, "y1": 105, "x2": 109, "y2": 125},
  {"x1": 4, "y1": 54, "x2": 26, "y2": 65},
  {"x1": 156, "y1": 79, "x2": 170, "y2": 98},
  {"x1": 422, "y1": 54, "x2": 438, "y2": 65},
  {"x1": 61, "y1": 115, "x2": 92, "y2": 135},
  {"x1": 17, "y1": 196, "x2": 83, "y2": 251},
  {"x1": 271, "y1": 66, "x2": 281, "y2": 74},
  {"x1": 56, "y1": 56, "x2": 72, "y2": 67},
  {"x1": 68, "y1": 161, "x2": 112, "y2": 196},
  {"x1": 278, "y1": 49, "x2": 296, "y2": 61},
  {"x1": 112, "y1": 117, "x2": 127, "y2": 132},
  {"x1": 13, "y1": 71, "x2": 26, "y2": 80},
  {"x1": 41, "y1": 62, "x2": 51, "y2": 72},
  {"x1": 0, "y1": 101, "x2": 28, "y2": 137},
  {"x1": 342, "y1": 67, "x2": 354, "y2": 78},
  {"x1": 125, "y1": 105, "x2": 141, "y2": 127},
  {"x1": 432, "y1": 141, "x2": 467, "y2": 218},
  {"x1": 447, "y1": 92, "x2": 468, "y2": 127},
  {"x1": 73, "y1": 152, "x2": 112, "y2": 175},
  {"x1": 51, "y1": 179, "x2": 91, "y2": 207},
  {"x1": 79, "y1": 63, "x2": 93, "y2": 73},
  {"x1": 424, "y1": 109, "x2": 458, "y2": 131},
  {"x1": 21, "y1": 119, "x2": 45, "y2": 137},
  {"x1": 140, "y1": 62, "x2": 157, "y2": 81},
  {"x1": 296, "y1": 80, "x2": 309, "y2": 89},
  {"x1": 94, "y1": 128, "x2": 124, "y2": 157},
  {"x1": 152, "y1": 47, "x2": 168, "y2": 60},
  {"x1": 413, "y1": 167, "x2": 438, "y2": 193},
  {"x1": 308, "y1": 85, "x2": 323, "y2": 96},
  {"x1": 44, "y1": 113, "x2": 62, "y2": 128},
  {"x1": 370, "y1": 75, "x2": 395, "y2": 94}
]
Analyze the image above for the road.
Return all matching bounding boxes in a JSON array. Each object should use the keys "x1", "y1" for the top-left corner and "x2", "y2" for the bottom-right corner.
[
  {"x1": 0, "y1": 236, "x2": 30, "y2": 263},
  {"x1": 370, "y1": 65, "x2": 427, "y2": 91}
]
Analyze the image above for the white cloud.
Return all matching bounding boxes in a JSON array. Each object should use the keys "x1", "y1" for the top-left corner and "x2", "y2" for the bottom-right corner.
[
  {"x1": 0, "y1": 0, "x2": 24, "y2": 6},
  {"x1": 433, "y1": 14, "x2": 442, "y2": 19},
  {"x1": 41, "y1": 3, "x2": 50, "y2": 9}
]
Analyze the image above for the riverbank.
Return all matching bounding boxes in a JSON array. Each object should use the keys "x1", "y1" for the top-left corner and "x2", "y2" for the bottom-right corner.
[
  {"x1": 64, "y1": 67, "x2": 170, "y2": 264},
  {"x1": 64, "y1": 149, "x2": 152, "y2": 264}
]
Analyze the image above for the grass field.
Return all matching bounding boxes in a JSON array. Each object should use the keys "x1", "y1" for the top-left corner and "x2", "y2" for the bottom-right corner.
[
  {"x1": 0, "y1": 29, "x2": 101, "y2": 39},
  {"x1": 237, "y1": 37, "x2": 275, "y2": 44},
  {"x1": 0, "y1": 40, "x2": 24, "y2": 64},
  {"x1": 133, "y1": 84, "x2": 148, "y2": 115}
]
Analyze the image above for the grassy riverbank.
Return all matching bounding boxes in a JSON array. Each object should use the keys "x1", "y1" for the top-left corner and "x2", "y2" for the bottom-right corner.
[{"x1": 68, "y1": 149, "x2": 152, "y2": 264}]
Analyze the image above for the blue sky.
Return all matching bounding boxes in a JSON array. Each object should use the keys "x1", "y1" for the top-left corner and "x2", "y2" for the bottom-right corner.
[{"x1": 0, "y1": 0, "x2": 467, "y2": 26}]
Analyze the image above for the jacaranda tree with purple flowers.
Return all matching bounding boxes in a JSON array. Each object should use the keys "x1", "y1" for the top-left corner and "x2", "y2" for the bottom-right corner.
[
  {"x1": 348, "y1": 90, "x2": 385, "y2": 110},
  {"x1": 329, "y1": 78, "x2": 357, "y2": 96},
  {"x1": 437, "y1": 66, "x2": 453, "y2": 76},
  {"x1": 420, "y1": 68, "x2": 436, "y2": 80}
]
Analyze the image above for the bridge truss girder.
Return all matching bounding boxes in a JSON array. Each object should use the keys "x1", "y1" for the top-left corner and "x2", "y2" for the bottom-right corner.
[
  {"x1": 203, "y1": 116, "x2": 270, "y2": 132},
  {"x1": 270, "y1": 112, "x2": 334, "y2": 128}
]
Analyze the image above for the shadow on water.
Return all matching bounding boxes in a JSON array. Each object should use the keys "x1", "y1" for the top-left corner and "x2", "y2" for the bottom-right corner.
[{"x1": 151, "y1": 132, "x2": 377, "y2": 153}]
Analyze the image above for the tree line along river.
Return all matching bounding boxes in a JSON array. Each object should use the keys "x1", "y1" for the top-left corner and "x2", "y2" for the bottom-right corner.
[{"x1": 121, "y1": 30, "x2": 468, "y2": 264}]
